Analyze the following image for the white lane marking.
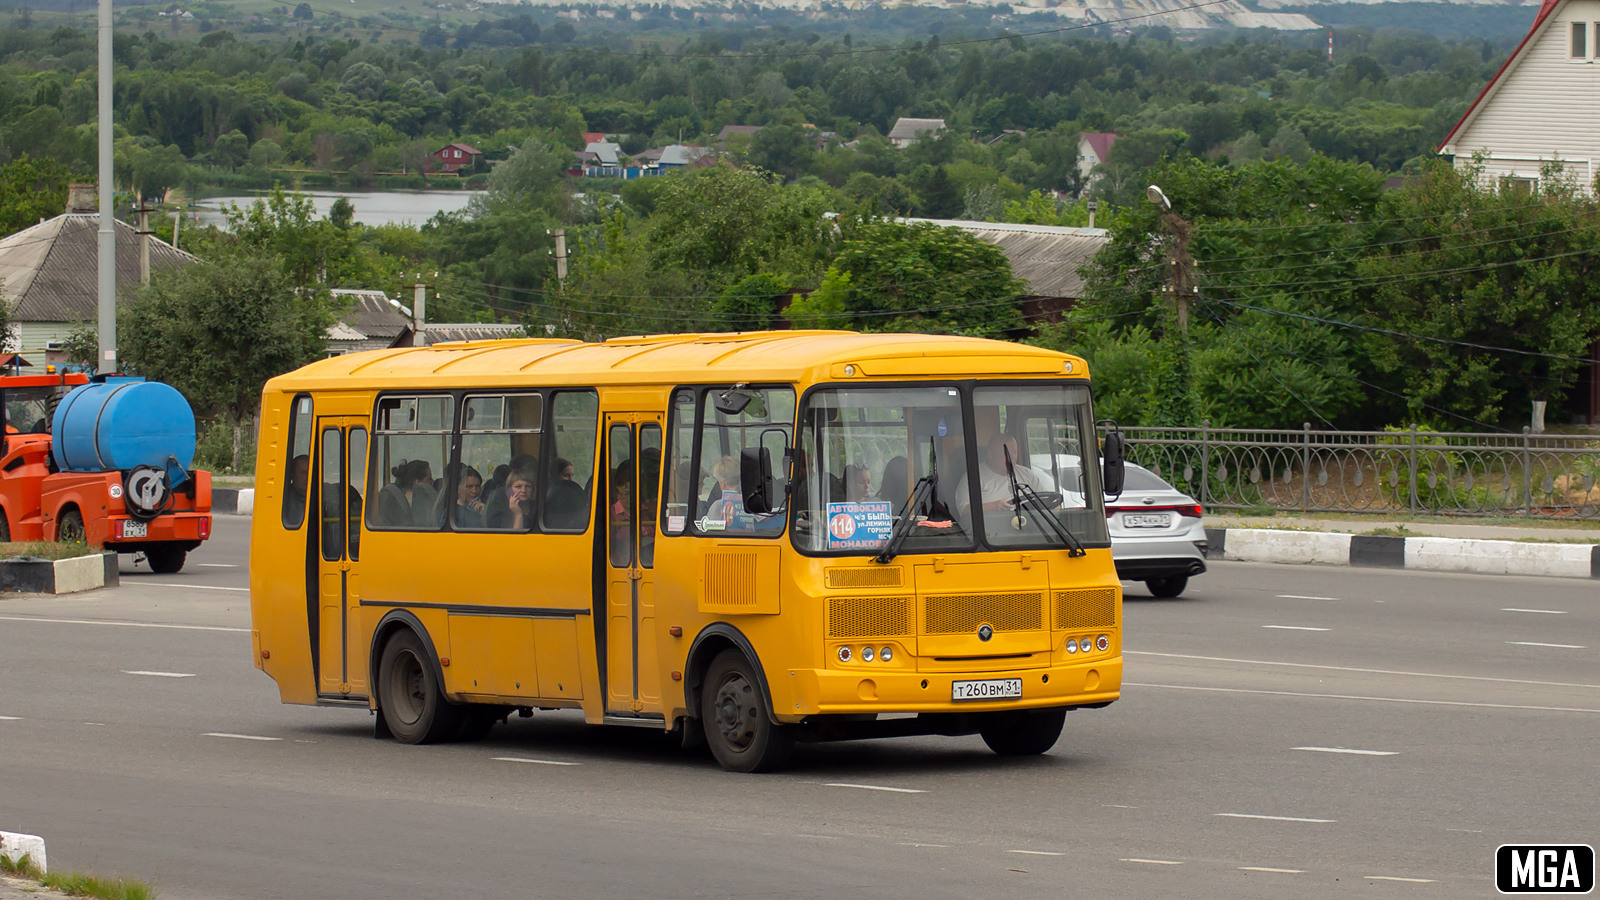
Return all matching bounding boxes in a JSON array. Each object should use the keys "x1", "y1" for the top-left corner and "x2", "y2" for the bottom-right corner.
[
  {"x1": 1240, "y1": 866, "x2": 1305, "y2": 873},
  {"x1": 0, "y1": 715, "x2": 20, "y2": 720},
  {"x1": 899, "y1": 843, "x2": 947, "y2": 848},
  {"x1": 1277, "y1": 594, "x2": 1339, "y2": 601},
  {"x1": 493, "y1": 757, "x2": 579, "y2": 766},
  {"x1": 1507, "y1": 641, "x2": 1587, "y2": 649},
  {"x1": 1126, "y1": 651, "x2": 1600, "y2": 690},
  {"x1": 794, "y1": 834, "x2": 840, "y2": 841},
  {"x1": 1216, "y1": 813, "x2": 1335, "y2": 823},
  {"x1": 1102, "y1": 804, "x2": 1139, "y2": 809},
  {"x1": 204, "y1": 732, "x2": 282, "y2": 741},
  {"x1": 0, "y1": 615, "x2": 248, "y2": 633},
  {"x1": 1366, "y1": 875, "x2": 1436, "y2": 883},
  {"x1": 1502, "y1": 608, "x2": 1567, "y2": 614},
  {"x1": 1009, "y1": 850, "x2": 1065, "y2": 857},
  {"x1": 84, "y1": 722, "x2": 106, "y2": 726},
  {"x1": 1128, "y1": 682, "x2": 1600, "y2": 714},
  {"x1": 123, "y1": 670, "x2": 197, "y2": 678},
  {"x1": 197, "y1": 564, "x2": 238, "y2": 568},
  {"x1": 1262, "y1": 625, "x2": 1330, "y2": 632},
  {"x1": 1121, "y1": 858, "x2": 1183, "y2": 865},
  {"x1": 293, "y1": 740, "x2": 318, "y2": 743},
  {"x1": 822, "y1": 782, "x2": 926, "y2": 794},
  {"x1": 135, "y1": 582, "x2": 249, "y2": 592},
  {"x1": 1447, "y1": 828, "x2": 1484, "y2": 833},
  {"x1": 1293, "y1": 746, "x2": 1397, "y2": 756}
]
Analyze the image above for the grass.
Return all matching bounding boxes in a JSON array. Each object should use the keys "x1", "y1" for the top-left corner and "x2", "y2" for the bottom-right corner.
[
  {"x1": 0, "y1": 541, "x2": 96, "y2": 561},
  {"x1": 0, "y1": 853, "x2": 156, "y2": 900},
  {"x1": 1365, "y1": 525, "x2": 1423, "y2": 537}
]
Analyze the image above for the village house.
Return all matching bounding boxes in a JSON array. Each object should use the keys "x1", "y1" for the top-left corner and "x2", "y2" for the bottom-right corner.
[
  {"x1": 1076, "y1": 132, "x2": 1120, "y2": 185},
  {"x1": 887, "y1": 117, "x2": 946, "y2": 149},
  {"x1": 1439, "y1": 0, "x2": 1600, "y2": 192},
  {"x1": 430, "y1": 142, "x2": 482, "y2": 173}
]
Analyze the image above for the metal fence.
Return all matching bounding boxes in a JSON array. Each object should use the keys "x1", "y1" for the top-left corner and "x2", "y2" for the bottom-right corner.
[{"x1": 1111, "y1": 423, "x2": 1600, "y2": 520}]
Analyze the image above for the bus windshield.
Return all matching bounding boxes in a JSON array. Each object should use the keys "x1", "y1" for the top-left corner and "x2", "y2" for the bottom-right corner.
[
  {"x1": 790, "y1": 385, "x2": 974, "y2": 555},
  {"x1": 790, "y1": 382, "x2": 1109, "y2": 556}
]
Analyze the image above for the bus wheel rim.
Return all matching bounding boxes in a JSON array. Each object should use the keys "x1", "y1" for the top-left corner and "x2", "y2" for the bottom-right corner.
[
  {"x1": 392, "y1": 651, "x2": 426, "y2": 726},
  {"x1": 713, "y1": 673, "x2": 757, "y2": 752}
]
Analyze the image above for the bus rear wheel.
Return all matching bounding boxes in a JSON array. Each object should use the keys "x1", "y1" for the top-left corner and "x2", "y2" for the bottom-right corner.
[
  {"x1": 145, "y1": 544, "x2": 187, "y2": 574},
  {"x1": 378, "y1": 629, "x2": 461, "y2": 744},
  {"x1": 979, "y1": 708, "x2": 1067, "y2": 756},
  {"x1": 701, "y1": 649, "x2": 793, "y2": 773}
]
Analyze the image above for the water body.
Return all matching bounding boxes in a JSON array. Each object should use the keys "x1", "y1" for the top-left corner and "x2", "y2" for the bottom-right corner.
[{"x1": 194, "y1": 190, "x2": 482, "y2": 228}]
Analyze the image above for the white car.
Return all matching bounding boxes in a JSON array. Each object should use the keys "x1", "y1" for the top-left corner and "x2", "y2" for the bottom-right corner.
[{"x1": 1105, "y1": 463, "x2": 1207, "y2": 597}]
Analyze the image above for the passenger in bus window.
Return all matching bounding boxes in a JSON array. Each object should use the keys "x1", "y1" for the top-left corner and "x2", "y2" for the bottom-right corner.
[
  {"x1": 610, "y1": 462, "x2": 633, "y2": 561},
  {"x1": 485, "y1": 469, "x2": 536, "y2": 530},
  {"x1": 844, "y1": 464, "x2": 872, "y2": 501},
  {"x1": 554, "y1": 457, "x2": 575, "y2": 481},
  {"x1": 284, "y1": 454, "x2": 310, "y2": 525},
  {"x1": 956, "y1": 434, "x2": 1045, "y2": 515},
  {"x1": 377, "y1": 460, "x2": 439, "y2": 527},
  {"x1": 704, "y1": 456, "x2": 740, "y2": 523},
  {"x1": 449, "y1": 464, "x2": 486, "y2": 528}
]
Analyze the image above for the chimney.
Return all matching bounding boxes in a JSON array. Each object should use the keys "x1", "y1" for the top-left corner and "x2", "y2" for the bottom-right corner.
[{"x1": 66, "y1": 183, "x2": 97, "y2": 214}]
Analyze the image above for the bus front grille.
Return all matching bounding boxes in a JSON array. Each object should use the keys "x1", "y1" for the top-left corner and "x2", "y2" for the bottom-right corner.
[
  {"x1": 828, "y1": 597, "x2": 913, "y2": 638},
  {"x1": 824, "y1": 566, "x2": 904, "y2": 589},
  {"x1": 923, "y1": 593, "x2": 1043, "y2": 634},
  {"x1": 1054, "y1": 588, "x2": 1117, "y2": 630}
]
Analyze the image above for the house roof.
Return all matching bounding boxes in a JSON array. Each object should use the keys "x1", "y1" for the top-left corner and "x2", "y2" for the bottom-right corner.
[
  {"x1": 573, "y1": 150, "x2": 599, "y2": 163},
  {"x1": 1440, "y1": 0, "x2": 1561, "y2": 152},
  {"x1": 427, "y1": 323, "x2": 526, "y2": 343},
  {"x1": 659, "y1": 144, "x2": 709, "y2": 166},
  {"x1": 898, "y1": 218, "x2": 1110, "y2": 301},
  {"x1": 585, "y1": 141, "x2": 621, "y2": 165},
  {"x1": 436, "y1": 142, "x2": 482, "y2": 156},
  {"x1": 887, "y1": 118, "x2": 946, "y2": 141},
  {"x1": 0, "y1": 214, "x2": 199, "y2": 322},
  {"x1": 1079, "y1": 132, "x2": 1119, "y2": 162},
  {"x1": 330, "y1": 289, "x2": 413, "y2": 343},
  {"x1": 717, "y1": 125, "x2": 763, "y2": 141},
  {"x1": 581, "y1": 132, "x2": 607, "y2": 144},
  {"x1": 636, "y1": 147, "x2": 665, "y2": 162}
]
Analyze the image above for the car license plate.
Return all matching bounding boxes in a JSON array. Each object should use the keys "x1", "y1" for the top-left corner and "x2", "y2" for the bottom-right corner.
[
  {"x1": 121, "y1": 520, "x2": 147, "y2": 538},
  {"x1": 951, "y1": 678, "x2": 1023, "y2": 701},
  {"x1": 1122, "y1": 513, "x2": 1172, "y2": 528}
]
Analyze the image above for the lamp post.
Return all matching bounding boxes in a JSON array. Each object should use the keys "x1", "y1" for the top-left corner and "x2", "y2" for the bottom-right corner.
[{"x1": 1146, "y1": 184, "x2": 1197, "y2": 427}]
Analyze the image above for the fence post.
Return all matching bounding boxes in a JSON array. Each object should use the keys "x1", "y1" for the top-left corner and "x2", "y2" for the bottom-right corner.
[
  {"x1": 1408, "y1": 424, "x2": 1419, "y2": 515},
  {"x1": 1301, "y1": 421, "x2": 1312, "y2": 510},
  {"x1": 1522, "y1": 426, "x2": 1532, "y2": 517},
  {"x1": 1200, "y1": 419, "x2": 1210, "y2": 507}
]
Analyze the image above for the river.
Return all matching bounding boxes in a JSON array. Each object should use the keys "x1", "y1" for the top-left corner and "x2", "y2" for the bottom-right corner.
[{"x1": 193, "y1": 190, "x2": 482, "y2": 228}]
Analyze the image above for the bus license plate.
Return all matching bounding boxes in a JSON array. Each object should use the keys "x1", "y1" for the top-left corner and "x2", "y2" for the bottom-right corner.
[
  {"x1": 121, "y1": 520, "x2": 147, "y2": 538},
  {"x1": 951, "y1": 678, "x2": 1023, "y2": 702}
]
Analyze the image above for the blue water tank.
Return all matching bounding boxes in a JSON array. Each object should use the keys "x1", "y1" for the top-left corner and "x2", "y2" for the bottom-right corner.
[{"x1": 51, "y1": 379, "x2": 197, "y2": 473}]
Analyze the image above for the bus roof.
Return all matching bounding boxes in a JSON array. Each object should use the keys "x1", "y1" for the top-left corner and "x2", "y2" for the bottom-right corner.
[{"x1": 266, "y1": 331, "x2": 1091, "y2": 392}]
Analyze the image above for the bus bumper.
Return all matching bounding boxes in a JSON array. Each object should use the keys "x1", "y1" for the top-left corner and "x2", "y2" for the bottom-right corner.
[{"x1": 784, "y1": 657, "x2": 1123, "y2": 720}]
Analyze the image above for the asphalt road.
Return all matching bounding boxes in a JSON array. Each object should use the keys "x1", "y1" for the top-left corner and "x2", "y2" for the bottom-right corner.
[{"x1": 1, "y1": 515, "x2": 1595, "y2": 899}]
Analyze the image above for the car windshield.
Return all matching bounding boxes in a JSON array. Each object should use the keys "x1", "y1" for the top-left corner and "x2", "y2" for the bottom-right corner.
[
  {"x1": 790, "y1": 383, "x2": 1110, "y2": 556},
  {"x1": 969, "y1": 384, "x2": 1109, "y2": 549},
  {"x1": 790, "y1": 385, "x2": 974, "y2": 555}
]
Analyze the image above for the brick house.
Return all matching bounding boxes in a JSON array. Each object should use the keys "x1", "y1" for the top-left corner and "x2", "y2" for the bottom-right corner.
[{"x1": 430, "y1": 143, "x2": 482, "y2": 173}]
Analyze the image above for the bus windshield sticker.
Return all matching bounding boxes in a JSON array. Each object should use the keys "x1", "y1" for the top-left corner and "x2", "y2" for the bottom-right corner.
[{"x1": 826, "y1": 501, "x2": 894, "y2": 550}]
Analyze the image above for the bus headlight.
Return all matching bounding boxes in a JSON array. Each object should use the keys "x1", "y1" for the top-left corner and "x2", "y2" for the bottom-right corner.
[
  {"x1": 879, "y1": 646, "x2": 893, "y2": 662},
  {"x1": 861, "y1": 646, "x2": 875, "y2": 662},
  {"x1": 1079, "y1": 637, "x2": 1093, "y2": 653},
  {"x1": 1065, "y1": 640, "x2": 1078, "y2": 654}
]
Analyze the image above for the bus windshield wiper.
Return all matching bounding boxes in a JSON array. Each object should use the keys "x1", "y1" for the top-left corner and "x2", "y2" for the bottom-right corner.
[
  {"x1": 1004, "y1": 446, "x2": 1086, "y2": 558},
  {"x1": 875, "y1": 438, "x2": 939, "y2": 565}
]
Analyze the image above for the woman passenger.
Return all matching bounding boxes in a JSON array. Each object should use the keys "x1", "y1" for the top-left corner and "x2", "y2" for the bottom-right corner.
[
  {"x1": 485, "y1": 469, "x2": 536, "y2": 531},
  {"x1": 377, "y1": 460, "x2": 439, "y2": 527},
  {"x1": 450, "y1": 464, "x2": 485, "y2": 528}
]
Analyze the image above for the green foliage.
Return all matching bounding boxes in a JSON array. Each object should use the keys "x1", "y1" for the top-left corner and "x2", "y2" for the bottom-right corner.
[
  {"x1": 1, "y1": 851, "x2": 157, "y2": 900},
  {"x1": 0, "y1": 153, "x2": 80, "y2": 234},
  {"x1": 714, "y1": 273, "x2": 791, "y2": 331}
]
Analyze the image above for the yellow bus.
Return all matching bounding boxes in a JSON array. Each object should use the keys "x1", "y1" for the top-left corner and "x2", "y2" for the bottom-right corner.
[{"x1": 248, "y1": 331, "x2": 1127, "y2": 772}]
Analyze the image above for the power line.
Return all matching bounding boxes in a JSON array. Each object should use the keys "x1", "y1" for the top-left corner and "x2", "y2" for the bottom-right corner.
[
  {"x1": 1199, "y1": 303, "x2": 1334, "y2": 429},
  {"x1": 307, "y1": 0, "x2": 1232, "y2": 60}
]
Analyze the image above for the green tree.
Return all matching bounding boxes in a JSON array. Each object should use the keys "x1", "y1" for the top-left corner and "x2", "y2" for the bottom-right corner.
[
  {"x1": 0, "y1": 154, "x2": 78, "y2": 234},
  {"x1": 120, "y1": 251, "x2": 336, "y2": 469},
  {"x1": 714, "y1": 273, "x2": 791, "y2": 331},
  {"x1": 212, "y1": 130, "x2": 248, "y2": 172}
]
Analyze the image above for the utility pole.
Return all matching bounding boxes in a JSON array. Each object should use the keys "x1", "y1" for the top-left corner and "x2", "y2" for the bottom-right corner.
[
  {"x1": 1146, "y1": 184, "x2": 1197, "y2": 428},
  {"x1": 549, "y1": 228, "x2": 568, "y2": 285},
  {"x1": 96, "y1": 0, "x2": 115, "y2": 373},
  {"x1": 413, "y1": 277, "x2": 428, "y2": 347},
  {"x1": 1148, "y1": 185, "x2": 1194, "y2": 332},
  {"x1": 1086, "y1": 198, "x2": 1097, "y2": 230},
  {"x1": 137, "y1": 201, "x2": 151, "y2": 285},
  {"x1": 170, "y1": 211, "x2": 181, "y2": 252}
]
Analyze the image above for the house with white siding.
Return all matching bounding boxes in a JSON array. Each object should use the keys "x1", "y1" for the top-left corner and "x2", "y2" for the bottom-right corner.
[{"x1": 1439, "y1": 0, "x2": 1600, "y2": 192}]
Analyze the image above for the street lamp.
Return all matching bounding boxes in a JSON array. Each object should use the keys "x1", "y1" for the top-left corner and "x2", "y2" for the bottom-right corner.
[{"x1": 1146, "y1": 184, "x2": 1172, "y2": 211}]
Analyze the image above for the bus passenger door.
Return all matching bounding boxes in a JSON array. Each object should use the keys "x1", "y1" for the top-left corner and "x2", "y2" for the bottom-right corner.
[
  {"x1": 315, "y1": 417, "x2": 369, "y2": 698},
  {"x1": 603, "y1": 414, "x2": 664, "y2": 716}
]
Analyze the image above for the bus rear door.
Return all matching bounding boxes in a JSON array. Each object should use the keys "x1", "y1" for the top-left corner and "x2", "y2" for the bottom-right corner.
[
  {"x1": 603, "y1": 413, "x2": 664, "y2": 718},
  {"x1": 315, "y1": 416, "x2": 369, "y2": 699}
]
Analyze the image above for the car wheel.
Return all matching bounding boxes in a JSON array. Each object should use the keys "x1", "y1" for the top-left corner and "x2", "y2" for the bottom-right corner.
[
  {"x1": 1146, "y1": 575, "x2": 1188, "y2": 598},
  {"x1": 145, "y1": 544, "x2": 187, "y2": 574},
  {"x1": 700, "y1": 649, "x2": 794, "y2": 773},
  {"x1": 979, "y1": 708, "x2": 1067, "y2": 756},
  {"x1": 57, "y1": 508, "x2": 88, "y2": 546},
  {"x1": 378, "y1": 629, "x2": 462, "y2": 744}
]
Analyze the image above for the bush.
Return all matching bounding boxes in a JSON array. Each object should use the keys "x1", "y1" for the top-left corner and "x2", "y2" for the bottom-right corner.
[{"x1": 194, "y1": 415, "x2": 256, "y2": 475}]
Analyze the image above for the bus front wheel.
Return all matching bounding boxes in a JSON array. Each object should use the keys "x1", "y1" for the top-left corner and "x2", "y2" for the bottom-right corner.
[
  {"x1": 378, "y1": 629, "x2": 462, "y2": 744},
  {"x1": 979, "y1": 708, "x2": 1067, "y2": 756},
  {"x1": 701, "y1": 649, "x2": 794, "y2": 773}
]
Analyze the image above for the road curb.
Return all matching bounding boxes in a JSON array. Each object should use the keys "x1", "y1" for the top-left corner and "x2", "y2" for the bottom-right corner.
[
  {"x1": 0, "y1": 832, "x2": 45, "y2": 872},
  {"x1": 213, "y1": 488, "x2": 254, "y2": 516},
  {"x1": 1204, "y1": 527, "x2": 1600, "y2": 580},
  {"x1": 0, "y1": 552, "x2": 119, "y2": 594}
]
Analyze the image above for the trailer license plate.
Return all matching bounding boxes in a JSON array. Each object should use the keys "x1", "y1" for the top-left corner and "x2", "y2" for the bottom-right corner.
[
  {"x1": 121, "y1": 520, "x2": 147, "y2": 538},
  {"x1": 1122, "y1": 513, "x2": 1171, "y2": 528},
  {"x1": 951, "y1": 678, "x2": 1023, "y2": 701}
]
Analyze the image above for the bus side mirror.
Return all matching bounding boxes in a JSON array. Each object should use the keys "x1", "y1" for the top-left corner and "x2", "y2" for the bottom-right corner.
[
  {"x1": 1101, "y1": 431, "x2": 1126, "y2": 497},
  {"x1": 740, "y1": 446, "x2": 777, "y2": 515}
]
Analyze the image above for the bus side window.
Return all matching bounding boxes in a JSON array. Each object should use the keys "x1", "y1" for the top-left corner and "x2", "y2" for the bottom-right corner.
[
  {"x1": 367, "y1": 395, "x2": 452, "y2": 531},
  {"x1": 542, "y1": 390, "x2": 598, "y2": 532},
  {"x1": 282, "y1": 395, "x2": 313, "y2": 530}
]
